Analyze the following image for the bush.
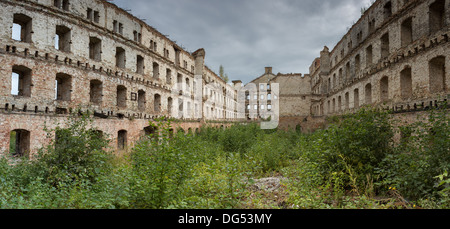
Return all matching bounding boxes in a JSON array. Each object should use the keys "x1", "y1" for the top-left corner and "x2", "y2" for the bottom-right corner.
[
  {"x1": 31, "y1": 111, "x2": 113, "y2": 187},
  {"x1": 378, "y1": 105, "x2": 449, "y2": 200}
]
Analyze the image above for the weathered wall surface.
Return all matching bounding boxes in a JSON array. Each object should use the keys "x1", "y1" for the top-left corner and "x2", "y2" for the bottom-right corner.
[{"x1": 310, "y1": 0, "x2": 449, "y2": 121}]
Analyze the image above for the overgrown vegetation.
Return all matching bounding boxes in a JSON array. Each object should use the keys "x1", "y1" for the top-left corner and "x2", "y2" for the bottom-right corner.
[{"x1": 0, "y1": 106, "x2": 448, "y2": 209}]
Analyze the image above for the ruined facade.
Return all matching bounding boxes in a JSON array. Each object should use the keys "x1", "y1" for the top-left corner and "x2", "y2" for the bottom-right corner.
[
  {"x1": 244, "y1": 0, "x2": 449, "y2": 132},
  {"x1": 1, "y1": 0, "x2": 449, "y2": 157},
  {"x1": 0, "y1": 0, "x2": 239, "y2": 157},
  {"x1": 310, "y1": 0, "x2": 449, "y2": 118}
]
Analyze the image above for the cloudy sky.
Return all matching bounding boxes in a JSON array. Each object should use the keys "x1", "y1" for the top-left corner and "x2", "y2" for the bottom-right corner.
[{"x1": 112, "y1": 0, "x2": 373, "y2": 84}]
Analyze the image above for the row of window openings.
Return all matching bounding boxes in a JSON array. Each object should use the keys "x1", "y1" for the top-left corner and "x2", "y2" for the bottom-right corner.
[
  {"x1": 247, "y1": 104, "x2": 272, "y2": 111},
  {"x1": 10, "y1": 71, "x2": 166, "y2": 113},
  {"x1": 11, "y1": 16, "x2": 189, "y2": 73},
  {"x1": 246, "y1": 94, "x2": 274, "y2": 100},
  {"x1": 332, "y1": 0, "x2": 445, "y2": 68},
  {"x1": 328, "y1": 56, "x2": 446, "y2": 111}
]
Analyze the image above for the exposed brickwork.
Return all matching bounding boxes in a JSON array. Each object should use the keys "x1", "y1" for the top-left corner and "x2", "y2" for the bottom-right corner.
[{"x1": 0, "y1": 0, "x2": 238, "y2": 157}]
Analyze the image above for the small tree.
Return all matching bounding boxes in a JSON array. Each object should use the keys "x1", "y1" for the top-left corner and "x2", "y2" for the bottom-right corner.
[
  {"x1": 219, "y1": 65, "x2": 229, "y2": 83},
  {"x1": 32, "y1": 110, "x2": 112, "y2": 187}
]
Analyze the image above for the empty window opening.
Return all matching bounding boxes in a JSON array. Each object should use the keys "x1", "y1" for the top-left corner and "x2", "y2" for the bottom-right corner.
[
  {"x1": 89, "y1": 37, "x2": 101, "y2": 61},
  {"x1": 113, "y1": 20, "x2": 118, "y2": 33},
  {"x1": 368, "y1": 18, "x2": 376, "y2": 34},
  {"x1": 345, "y1": 92, "x2": 349, "y2": 110},
  {"x1": 12, "y1": 14, "x2": 32, "y2": 43},
  {"x1": 338, "y1": 96, "x2": 342, "y2": 112},
  {"x1": 166, "y1": 68, "x2": 172, "y2": 85},
  {"x1": 117, "y1": 85, "x2": 127, "y2": 108},
  {"x1": 174, "y1": 47, "x2": 181, "y2": 66},
  {"x1": 117, "y1": 130, "x2": 127, "y2": 150},
  {"x1": 54, "y1": 0, "x2": 69, "y2": 10},
  {"x1": 115, "y1": 47, "x2": 126, "y2": 68},
  {"x1": 345, "y1": 62, "x2": 351, "y2": 82},
  {"x1": 429, "y1": 0, "x2": 445, "y2": 34},
  {"x1": 11, "y1": 65, "x2": 32, "y2": 97},
  {"x1": 355, "y1": 54, "x2": 361, "y2": 72},
  {"x1": 55, "y1": 25, "x2": 71, "y2": 52},
  {"x1": 93, "y1": 11, "x2": 100, "y2": 23},
  {"x1": 136, "y1": 55, "x2": 144, "y2": 74},
  {"x1": 381, "y1": 33, "x2": 390, "y2": 59},
  {"x1": 10, "y1": 129, "x2": 30, "y2": 157},
  {"x1": 400, "y1": 67, "x2": 413, "y2": 99},
  {"x1": 119, "y1": 23, "x2": 123, "y2": 35},
  {"x1": 144, "y1": 126, "x2": 158, "y2": 141},
  {"x1": 86, "y1": 8, "x2": 93, "y2": 20},
  {"x1": 429, "y1": 56, "x2": 446, "y2": 93},
  {"x1": 384, "y1": 1, "x2": 392, "y2": 20},
  {"x1": 186, "y1": 78, "x2": 190, "y2": 92},
  {"x1": 401, "y1": 17, "x2": 413, "y2": 47},
  {"x1": 354, "y1": 88, "x2": 360, "y2": 109},
  {"x1": 168, "y1": 97, "x2": 173, "y2": 116},
  {"x1": 365, "y1": 83, "x2": 372, "y2": 104},
  {"x1": 366, "y1": 45, "x2": 373, "y2": 66},
  {"x1": 89, "y1": 80, "x2": 102, "y2": 105},
  {"x1": 154, "y1": 94, "x2": 161, "y2": 113},
  {"x1": 332, "y1": 98, "x2": 336, "y2": 113},
  {"x1": 55, "y1": 73, "x2": 72, "y2": 101},
  {"x1": 138, "y1": 90, "x2": 146, "y2": 112},
  {"x1": 380, "y1": 76, "x2": 389, "y2": 102},
  {"x1": 152, "y1": 62, "x2": 159, "y2": 79}
]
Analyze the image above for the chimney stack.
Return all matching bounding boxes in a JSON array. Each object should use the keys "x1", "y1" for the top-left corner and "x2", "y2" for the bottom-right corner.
[{"x1": 265, "y1": 67, "x2": 272, "y2": 74}]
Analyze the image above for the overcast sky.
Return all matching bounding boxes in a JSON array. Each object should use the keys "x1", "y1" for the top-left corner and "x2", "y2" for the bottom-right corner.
[{"x1": 111, "y1": 0, "x2": 373, "y2": 84}]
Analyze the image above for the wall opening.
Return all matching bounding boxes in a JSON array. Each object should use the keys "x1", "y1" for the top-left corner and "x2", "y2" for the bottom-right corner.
[
  {"x1": 144, "y1": 126, "x2": 157, "y2": 141},
  {"x1": 10, "y1": 129, "x2": 30, "y2": 157},
  {"x1": 138, "y1": 90, "x2": 146, "y2": 112},
  {"x1": 167, "y1": 97, "x2": 173, "y2": 116},
  {"x1": 136, "y1": 55, "x2": 144, "y2": 74},
  {"x1": 366, "y1": 45, "x2": 373, "y2": 66},
  {"x1": 354, "y1": 88, "x2": 359, "y2": 109},
  {"x1": 345, "y1": 92, "x2": 349, "y2": 110},
  {"x1": 166, "y1": 68, "x2": 172, "y2": 85},
  {"x1": 152, "y1": 62, "x2": 159, "y2": 79},
  {"x1": 338, "y1": 96, "x2": 342, "y2": 112},
  {"x1": 89, "y1": 37, "x2": 102, "y2": 61},
  {"x1": 380, "y1": 76, "x2": 389, "y2": 102},
  {"x1": 401, "y1": 17, "x2": 413, "y2": 47},
  {"x1": 383, "y1": 1, "x2": 392, "y2": 20},
  {"x1": 400, "y1": 67, "x2": 413, "y2": 99},
  {"x1": 117, "y1": 130, "x2": 127, "y2": 150},
  {"x1": 11, "y1": 65, "x2": 32, "y2": 97},
  {"x1": 115, "y1": 47, "x2": 126, "y2": 68},
  {"x1": 154, "y1": 94, "x2": 161, "y2": 113},
  {"x1": 55, "y1": 25, "x2": 71, "y2": 52},
  {"x1": 117, "y1": 85, "x2": 127, "y2": 108},
  {"x1": 12, "y1": 14, "x2": 32, "y2": 43},
  {"x1": 55, "y1": 73, "x2": 72, "y2": 101},
  {"x1": 89, "y1": 79, "x2": 102, "y2": 105},
  {"x1": 345, "y1": 62, "x2": 351, "y2": 82},
  {"x1": 332, "y1": 98, "x2": 336, "y2": 113},
  {"x1": 381, "y1": 33, "x2": 390, "y2": 59},
  {"x1": 429, "y1": 0, "x2": 445, "y2": 34},
  {"x1": 355, "y1": 54, "x2": 361, "y2": 72},
  {"x1": 365, "y1": 83, "x2": 372, "y2": 104},
  {"x1": 429, "y1": 56, "x2": 446, "y2": 93}
]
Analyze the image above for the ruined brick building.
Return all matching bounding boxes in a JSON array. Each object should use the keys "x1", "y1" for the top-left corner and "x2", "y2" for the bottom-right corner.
[
  {"x1": 0, "y1": 0, "x2": 240, "y2": 157},
  {"x1": 309, "y1": 0, "x2": 449, "y2": 119},
  {"x1": 245, "y1": 0, "x2": 448, "y2": 131},
  {"x1": 1, "y1": 0, "x2": 449, "y2": 157}
]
